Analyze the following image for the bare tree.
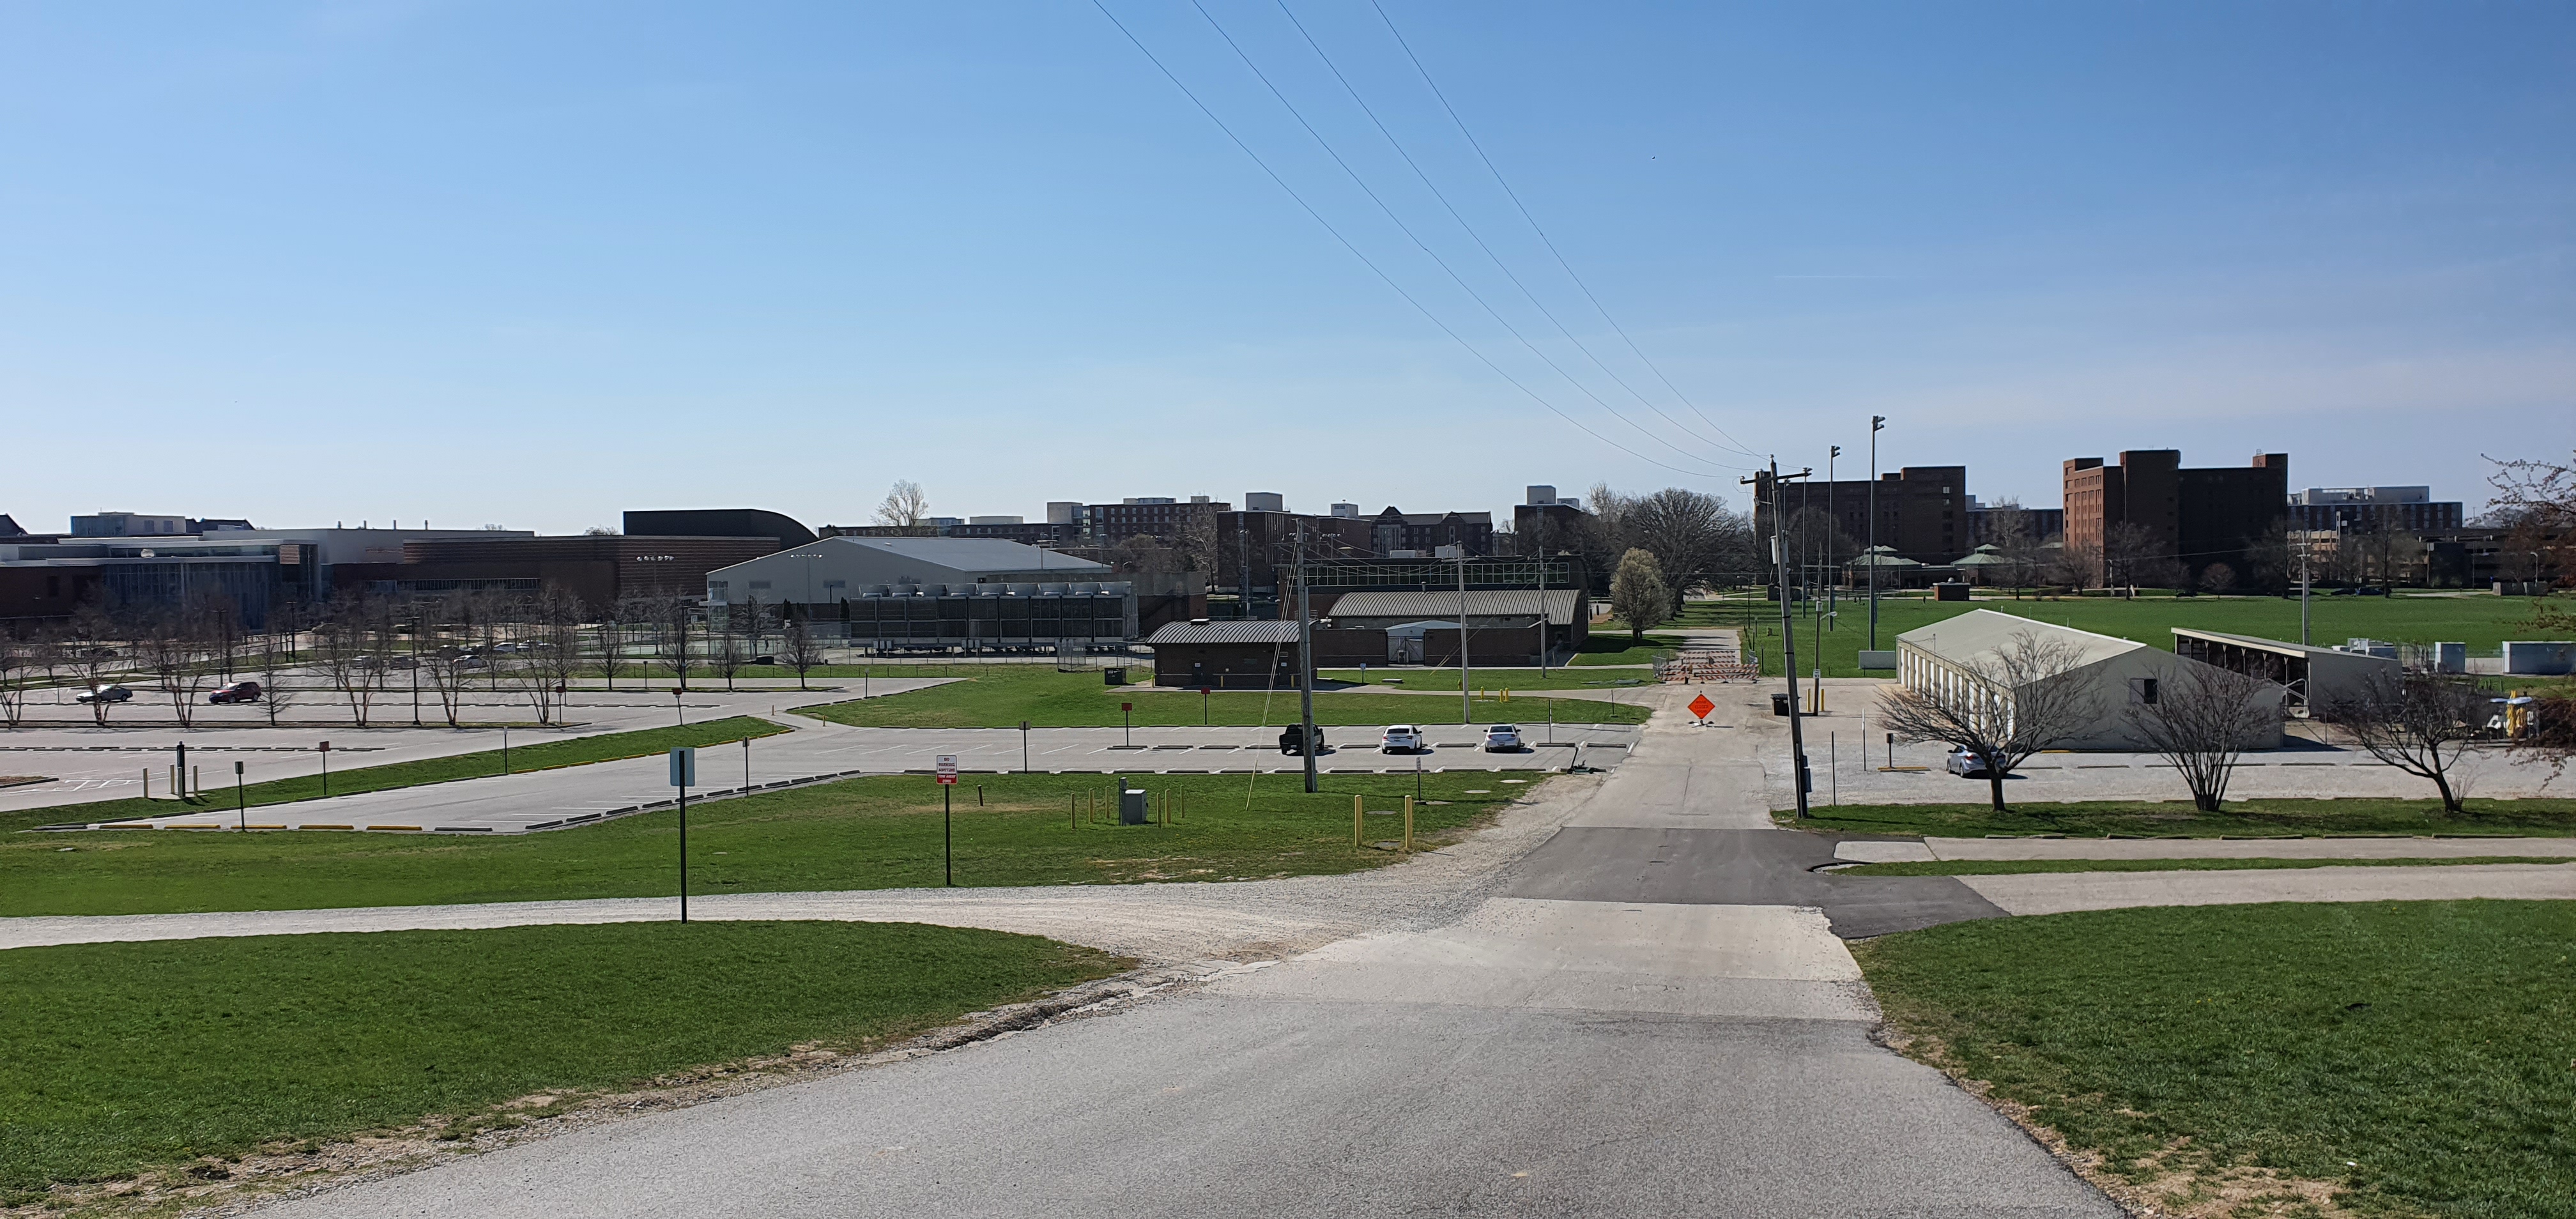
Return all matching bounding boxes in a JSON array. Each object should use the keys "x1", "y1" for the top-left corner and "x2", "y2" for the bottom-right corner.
[
  {"x1": 529, "y1": 586, "x2": 586, "y2": 719},
  {"x1": 2196, "y1": 562, "x2": 2238, "y2": 596},
  {"x1": 1623, "y1": 488, "x2": 1755, "y2": 610},
  {"x1": 0, "y1": 631, "x2": 27, "y2": 728},
  {"x1": 31, "y1": 629, "x2": 66, "y2": 707},
  {"x1": 710, "y1": 609, "x2": 748, "y2": 692},
  {"x1": 2485, "y1": 449, "x2": 2572, "y2": 600},
  {"x1": 1608, "y1": 548, "x2": 1672, "y2": 643},
  {"x1": 313, "y1": 596, "x2": 390, "y2": 728},
  {"x1": 2315, "y1": 672, "x2": 2489, "y2": 815},
  {"x1": 2101, "y1": 521, "x2": 2165, "y2": 596},
  {"x1": 2124, "y1": 660, "x2": 2281, "y2": 811},
  {"x1": 143, "y1": 605, "x2": 215, "y2": 729},
  {"x1": 648, "y1": 595, "x2": 697, "y2": 691},
  {"x1": 1876, "y1": 629, "x2": 2101, "y2": 812},
  {"x1": 595, "y1": 602, "x2": 631, "y2": 691},
  {"x1": 873, "y1": 480, "x2": 933, "y2": 535},
  {"x1": 781, "y1": 613, "x2": 824, "y2": 691},
  {"x1": 68, "y1": 603, "x2": 123, "y2": 726},
  {"x1": 256, "y1": 631, "x2": 298, "y2": 727}
]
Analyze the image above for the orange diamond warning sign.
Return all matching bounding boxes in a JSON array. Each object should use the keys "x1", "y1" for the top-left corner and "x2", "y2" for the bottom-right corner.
[{"x1": 1687, "y1": 694, "x2": 1716, "y2": 720}]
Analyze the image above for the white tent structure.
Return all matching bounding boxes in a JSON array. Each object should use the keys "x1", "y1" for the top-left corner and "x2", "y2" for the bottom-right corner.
[{"x1": 1897, "y1": 610, "x2": 2281, "y2": 751}]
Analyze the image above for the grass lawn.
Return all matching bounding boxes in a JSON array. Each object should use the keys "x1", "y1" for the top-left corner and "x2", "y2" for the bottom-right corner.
[
  {"x1": 787, "y1": 666, "x2": 1649, "y2": 729},
  {"x1": 1839, "y1": 855, "x2": 2575, "y2": 877},
  {"x1": 1854, "y1": 901, "x2": 2576, "y2": 1218},
  {"x1": 6, "y1": 717, "x2": 790, "y2": 835},
  {"x1": 1318, "y1": 666, "x2": 1656, "y2": 692},
  {"x1": 4, "y1": 770, "x2": 1532, "y2": 917},
  {"x1": 1564, "y1": 632, "x2": 1687, "y2": 666},
  {"x1": 0, "y1": 921, "x2": 1123, "y2": 1201},
  {"x1": 1781, "y1": 797, "x2": 2576, "y2": 839},
  {"x1": 1740, "y1": 591, "x2": 2572, "y2": 678}
]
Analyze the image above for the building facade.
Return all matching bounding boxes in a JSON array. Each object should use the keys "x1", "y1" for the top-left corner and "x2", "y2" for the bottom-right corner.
[
  {"x1": 2285, "y1": 487, "x2": 2464, "y2": 533},
  {"x1": 2063, "y1": 450, "x2": 2289, "y2": 586},
  {"x1": 1754, "y1": 466, "x2": 1968, "y2": 565}
]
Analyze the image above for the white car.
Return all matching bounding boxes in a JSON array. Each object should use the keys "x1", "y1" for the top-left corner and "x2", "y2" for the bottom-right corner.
[
  {"x1": 1379, "y1": 724, "x2": 1425, "y2": 753},
  {"x1": 1482, "y1": 724, "x2": 1524, "y2": 752}
]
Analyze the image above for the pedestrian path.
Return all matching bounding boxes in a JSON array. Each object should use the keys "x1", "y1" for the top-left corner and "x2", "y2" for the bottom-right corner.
[{"x1": 1839, "y1": 835, "x2": 2576, "y2": 862}]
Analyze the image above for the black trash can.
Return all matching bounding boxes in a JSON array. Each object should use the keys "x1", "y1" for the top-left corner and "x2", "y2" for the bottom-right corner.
[
  {"x1": 1771, "y1": 693, "x2": 1791, "y2": 717},
  {"x1": 1103, "y1": 667, "x2": 1127, "y2": 686},
  {"x1": 1119, "y1": 788, "x2": 1149, "y2": 825}
]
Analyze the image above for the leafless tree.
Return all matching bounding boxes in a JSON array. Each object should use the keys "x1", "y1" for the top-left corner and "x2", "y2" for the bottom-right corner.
[
  {"x1": 2315, "y1": 671, "x2": 2488, "y2": 815},
  {"x1": 2485, "y1": 449, "x2": 2573, "y2": 599},
  {"x1": 256, "y1": 632, "x2": 298, "y2": 727},
  {"x1": 2241, "y1": 521, "x2": 2297, "y2": 595},
  {"x1": 527, "y1": 586, "x2": 586, "y2": 720},
  {"x1": 1608, "y1": 548, "x2": 1671, "y2": 643},
  {"x1": 0, "y1": 631, "x2": 27, "y2": 728},
  {"x1": 1982, "y1": 503, "x2": 2042, "y2": 597},
  {"x1": 314, "y1": 596, "x2": 391, "y2": 728},
  {"x1": 2124, "y1": 659, "x2": 2281, "y2": 811},
  {"x1": 2196, "y1": 562, "x2": 2238, "y2": 596},
  {"x1": 596, "y1": 602, "x2": 632, "y2": 691},
  {"x1": 2101, "y1": 521, "x2": 2167, "y2": 596},
  {"x1": 710, "y1": 608, "x2": 748, "y2": 692},
  {"x1": 647, "y1": 595, "x2": 697, "y2": 691},
  {"x1": 1876, "y1": 629, "x2": 2101, "y2": 811},
  {"x1": 1623, "y1": 488, "x2": 1756, "y2": 608},
  {"x1": 2046, "y1": 540, "x2": 2099, "y2": 593},
  {"x1": 31, "y1": 629, "x2": 66, "y2": 706},
  {"x1": 873, "y1": 480, "x2": 933, "y2": 535},
  {"x1": 143, "y1": 605, "x2": 215, "y2": 728},
  {"x1": 781, "y1": 613, "x2": 824, "y2": 691}
]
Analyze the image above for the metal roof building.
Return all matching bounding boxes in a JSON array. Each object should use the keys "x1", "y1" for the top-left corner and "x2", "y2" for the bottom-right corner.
[
  {"x1": 1898, "y1": 610, "x2": 2281, "y2": 751},
  {"x1": 2171, "y1": 627, "x2": 2399, "y2": 714}
]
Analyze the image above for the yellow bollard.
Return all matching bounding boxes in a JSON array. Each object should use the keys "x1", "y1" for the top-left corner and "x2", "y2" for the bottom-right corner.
[
  {"x1": 1403, "y1": 795, "x2": 1414, "y2": 853},
  {"x1": 1353, "y1": 794, "x2": 1363, "y2": 847}
]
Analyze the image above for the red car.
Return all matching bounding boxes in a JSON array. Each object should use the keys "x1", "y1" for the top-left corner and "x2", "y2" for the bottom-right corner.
[{"x1": 208, "y1": 680, "x2": 263, "y2": 705}]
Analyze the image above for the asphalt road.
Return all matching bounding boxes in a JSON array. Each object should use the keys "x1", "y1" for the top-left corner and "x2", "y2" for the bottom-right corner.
[{"x1": 249, "y1": 683, "x2": 2118, "y2": 1218}]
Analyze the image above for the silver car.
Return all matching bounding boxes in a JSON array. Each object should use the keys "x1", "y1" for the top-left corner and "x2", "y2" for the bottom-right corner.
[{"x1": 1482, "y1": 724, "x2": 1524, "y2": 752}]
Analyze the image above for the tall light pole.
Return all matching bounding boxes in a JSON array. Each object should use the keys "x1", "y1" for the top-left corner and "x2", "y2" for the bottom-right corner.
[
  {"x1": 1296, "y1": 521, "x2": 1319, "y2": 794},
  {"x1": 1457, "y1": 553, "x2": 1473, "y2": 726},
  {"x1": 1748, "y1": 460, "x2": 1817, "y2": 820},
  {"x1": 1867, "y1": 415, "x2": 1886, "y2": 650}
]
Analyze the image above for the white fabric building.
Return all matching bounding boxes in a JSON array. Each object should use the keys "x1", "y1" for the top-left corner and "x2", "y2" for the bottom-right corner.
[{"x1": 1897, "y1": 610, "x2": 2281, "y2": 751}]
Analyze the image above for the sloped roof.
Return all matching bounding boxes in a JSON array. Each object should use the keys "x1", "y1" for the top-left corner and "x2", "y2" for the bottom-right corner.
[
  {"x1": 823, "y1": 535, "x2": 1107, "y2": 574},
  {"x1": 1897, "y1": 609, "x2": 2145, "y2": 671},
  {"x1": 1324, "y1": 588, "x2": 1584, "y2": 625},
  {"x1": 1146, "y1": 620, "x2": 1301, "y2": 645}
]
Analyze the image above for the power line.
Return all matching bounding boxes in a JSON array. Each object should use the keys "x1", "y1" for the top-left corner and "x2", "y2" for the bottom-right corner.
[
  {"x1": 1368, "y1": 0, "x2": 1765, "y2": 460},
  {"x1": 1087, "y1": 0, "x2": 1735, "y2": 480},
  {"x1": 1271, "y1": 0, "x2": 1745, "y2": 461},
  {"x1": 1187, "y1": 0, "x2": 1749, "y2": 474}
]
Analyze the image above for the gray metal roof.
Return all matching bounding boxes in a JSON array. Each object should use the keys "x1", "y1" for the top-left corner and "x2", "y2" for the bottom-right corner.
[
  {"x1": 1145, "y1": 620, "x2": 1303, "y2": 645},
  {"x1": 1897, "y1": 610, "x2": 2145, "y2": 670},
  {"x1": 2172, "y1": 627, "x2": 2391, "y2": 661},
  {"x1": 822, "y1": 535, "x2": 1107, "y2": 573},
  {"x1": 1324, "y1": 588, "x2": 1585, "y2": 625}
]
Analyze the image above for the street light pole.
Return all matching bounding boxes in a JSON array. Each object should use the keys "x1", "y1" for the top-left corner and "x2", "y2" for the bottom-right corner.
[
  {"x1": 1867, "y1": 416, "x2": 1885, "y2": 651},
  {"x1": 1457, "y1": 553, "x2": 1473, "y2": 727},
  {"x1": 1749, "y1": 460, "x2": 1816, "y2": 820},
  {"x1": 1296, "y1": 521, "x2": 1319, "y2": 794}
]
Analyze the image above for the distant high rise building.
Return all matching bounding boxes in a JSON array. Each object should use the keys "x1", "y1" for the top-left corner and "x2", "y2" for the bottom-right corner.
[{"x1": 2062, "y1": 450, "x2": 2288, "y2": 586}]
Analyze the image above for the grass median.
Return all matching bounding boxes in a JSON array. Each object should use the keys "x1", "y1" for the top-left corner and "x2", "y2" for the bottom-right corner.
[
  {"x1": 4, "y1": 770, "x2": 1536, "y2": 917},
  {"x1": 1318, "y1": 666, "x2": 1658, "y2": 693},
  {"x1": 788, "y1": 666, "x2": 1650, "y2": 729},
  {"x1": 6, "y1": 717, "x2": 791, "y2": 834},
  {"x1": 1779, "y1": 797, "x2": 2576, "y2": 839},
  {"x1": 1853, "y1": 901, "x2": 2576, "y2": 1218},
  {"x1": 1838, "y1": 855, "x2": 2576, "y2": 877},
  {"x1": 0, "y1": 921, "x2": 1123, "y2": 1206}
]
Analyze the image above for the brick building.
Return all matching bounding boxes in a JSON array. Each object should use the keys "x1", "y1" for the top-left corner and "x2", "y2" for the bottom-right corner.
[
  {"x1": 1754, "y1": 466, "x2": 1967, "y2": 565},
  {"x1": 2062, "y1": 450, "x2": 2289, "y2": 586}
]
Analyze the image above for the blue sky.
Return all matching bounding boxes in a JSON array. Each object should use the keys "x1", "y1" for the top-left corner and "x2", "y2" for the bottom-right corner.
[{"x1": 3, "y1": 1, "x2": 2569, "y2": 534}]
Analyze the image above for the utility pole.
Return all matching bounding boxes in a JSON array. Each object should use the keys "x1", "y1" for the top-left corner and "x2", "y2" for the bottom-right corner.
[
  {"x1": 1748, "y1": 460, "x2": 1815, "y2": 819},
  {"x1": 1296, "y1": 520, "x2": 1318, "y2": 793},
  {"x1": 1867, "y1": 416, "x2": 1885, "y2": 650},
  {"x1": 1826, "y1": 445, "x2": 1839, "y2": 625},
  {"x1": 2299, "y1": 524, "x2": 2312, "y2": 646},
  {"x1": 1535, "y1": 545, "x2": 1549, "y2": 677},
  {"x1": 1457, "y1": 553, "x2": 1473, "y2": 726}
]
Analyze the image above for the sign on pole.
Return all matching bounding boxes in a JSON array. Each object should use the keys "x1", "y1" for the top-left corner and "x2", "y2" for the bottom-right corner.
[
  {"x1": 669, "y1": 747, "x2": 696, "y2": 787},
  {"x1": 935, "y1": 754, "x2": 959, "y2": 786}
]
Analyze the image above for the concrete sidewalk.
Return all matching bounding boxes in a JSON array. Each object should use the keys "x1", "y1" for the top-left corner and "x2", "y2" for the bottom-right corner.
[
  {"x1": 1838, "y1": 835, "x2": 2576, "y2": 863},
  {"x1": 1962, "y1": 861, "x2": 2576, "y2": 915}
]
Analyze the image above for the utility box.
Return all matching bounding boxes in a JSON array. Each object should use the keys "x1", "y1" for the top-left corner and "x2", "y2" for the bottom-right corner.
[
  {"x1": 1103, "y1": 667, "x2": 1128, "y2": 686},
  {"x1": 2434, "y1": 642, "x2": 2467, "y2": 674},
  {"x1": 1770, "y1": 693, "x2": 1791, "y2": 717},
  {"x1": 1119, "y1": 788, "x2": 1149, "y2": 825},
  {"x1": 1933, "y1": 582, "x2": 1971, "y2": 602}
]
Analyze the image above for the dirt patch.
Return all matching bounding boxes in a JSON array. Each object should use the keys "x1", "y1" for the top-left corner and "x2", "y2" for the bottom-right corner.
[
  {"x1": 1871, "y1": 1024, "x2": 2373, "y2": 1219},
  {"x1": 3, "y1": 963, "x2": 1209, "y2": 1219},
  {"x1": 0, "y1": 776, "x2": 56, "y2": 790}
]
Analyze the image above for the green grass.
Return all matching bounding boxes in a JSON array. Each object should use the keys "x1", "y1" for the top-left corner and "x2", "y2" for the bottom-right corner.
[
  {"x1": 4, "y1": 771, "x2": 1532, "y2": 917},
  {"x1": 1319, "y1": 666, "x2": 1656, "y2": 692},
  {"x1": 6, "y1": 717, "x2": 791, "y2": 834},
  {"x1": 1563, "y1": 631, "x2": 1688, "y2": 666},
  {"x1": 1740, "y1": 591, "x2": 2572, "y2": 678},
  {"x1": 1781, "y1": 797, "x2": 2576, "y2": 839},
  {"x1": 786, "y1": 666, "x2": 1649, "y2": 729},
  {"x1": 1839, "y1": 855, "x2": 2575, "y2": 877},
  {"x1": 0, "y1": 921, "x2": 1123, "y2": 1199},
  {"x1": 1854, "y1": 901, "x2": 2576, "y2": 1217}
]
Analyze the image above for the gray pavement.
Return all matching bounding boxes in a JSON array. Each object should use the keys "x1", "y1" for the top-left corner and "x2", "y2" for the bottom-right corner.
[
  {"x1": 1842, "y1": 835, "x2": 2576, "y2": 863},
  {"x1": 45, "y1": 717, "x2": 1639, "y2": 833},
  {"x1": 1961, "y1": 861, "x2": 2576, "y2": 915}
]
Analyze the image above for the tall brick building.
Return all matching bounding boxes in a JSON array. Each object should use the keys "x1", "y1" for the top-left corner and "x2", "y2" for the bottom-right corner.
[
  {"x1": 2062, "y1": 450, "x2": 2288, "y2": 586},
  {"x1": 1754, "y1": 466, "x2": 1968, "y2": 565}
]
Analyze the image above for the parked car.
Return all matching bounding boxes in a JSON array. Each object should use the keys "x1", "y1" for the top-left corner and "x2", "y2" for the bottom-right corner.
[
  {"x1": 1482, "y1": 724, "x2": 1524, "y2": 752},
  {"x1": 208, "y1": 680, "x2": 263, "y2": 705},
  {"x1": 1278, "y1": 724, "x2": 1326, "y2": 756},
  {"x1": 1379, "y1": 724, "x2": 1426, "y2": 753},
  {"x1": 1944, "y1": 747, "x2": 1994, "y2": 778},
  {"x1": 75, "y1": 684, "x2": 134, "y2": 704}
]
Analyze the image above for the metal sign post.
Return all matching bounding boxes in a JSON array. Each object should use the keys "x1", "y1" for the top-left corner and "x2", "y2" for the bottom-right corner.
[
  {"x1": 1020, "y1": 721, "x2": 1031, "y2": 774},
  {"x1": 669, "y1": 747, "x2": 697, "y2": 923},
  {"x1": 234, "y1": 761, "x2": 246, "y2": 831},
  {"x1": 935, "y1": 754, "x2": 959, "y2": 886},
  {"x1": 318, "y1": 740, "x2": 330, "y2": 797},
  {"x1": 1121, "y1": 702, "x2": 1133, "y2": 747}
]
